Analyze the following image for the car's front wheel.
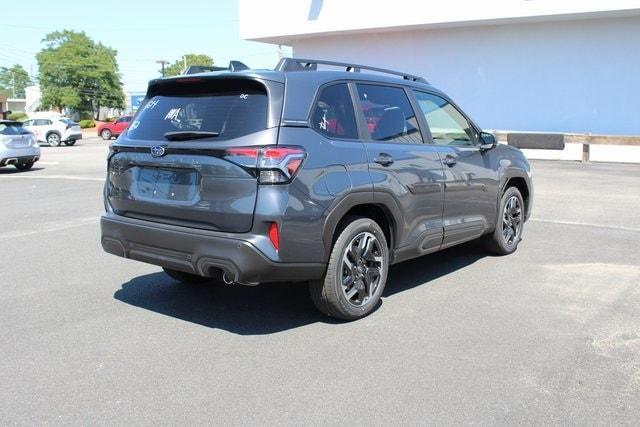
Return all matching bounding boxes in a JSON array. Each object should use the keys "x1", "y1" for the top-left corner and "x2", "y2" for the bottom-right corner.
[
  {"x1": 484, "y1": 186, "x2": 525, "y2": 255},
  {"x1": 47, "y1": 133, "x2": 61, "y2": 147},
  {"x1": 309, "y1": 217, "x2": 389, "y2": 320},
  {"x1": 101, "y1": 129, "x2": 112, "y2": 140}
]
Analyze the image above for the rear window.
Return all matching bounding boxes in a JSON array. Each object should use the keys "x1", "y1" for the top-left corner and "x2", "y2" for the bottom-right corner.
[
  {"x1": 311, "y1": 83, "x2": 358, "y2": 139},
  {"x1": 0, "y1": 122, "x2": 27, "y2": 135},
  {"x1": 127, "y1": 79, "x2": 268, "y2": 141},
  {"x1": 60, "y1": 119, "x2": 77, "y2": 126}
]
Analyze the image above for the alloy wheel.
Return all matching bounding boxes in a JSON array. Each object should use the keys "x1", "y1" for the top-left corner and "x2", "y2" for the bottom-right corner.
[
  {"x1": 502, "y1": 196, "x2": 522, "y2": 246},
  {"x1": 340, "y1": 231, "x2": 384, "y2": 307},
  {"x1": 48, "y1": 133, "x2": 61, "y2": 146}
]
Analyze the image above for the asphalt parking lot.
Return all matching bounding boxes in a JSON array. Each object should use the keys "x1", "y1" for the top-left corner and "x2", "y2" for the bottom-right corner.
[{"x1": 1, "y1": 139, "x2": 639, "y2": 424}]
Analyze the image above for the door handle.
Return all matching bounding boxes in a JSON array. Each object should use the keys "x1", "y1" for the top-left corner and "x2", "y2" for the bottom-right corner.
[
  {"x1": 442, "y1": 155, "x2": 457, "y2": 167},
  {"x1": 373, "y1": 153, "x2": 394, "y2": 166}
]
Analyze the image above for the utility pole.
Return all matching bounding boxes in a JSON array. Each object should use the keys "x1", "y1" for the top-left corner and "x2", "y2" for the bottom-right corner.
[{"x1": 156, "y1": 60, "x2": 169, "y2": 77}]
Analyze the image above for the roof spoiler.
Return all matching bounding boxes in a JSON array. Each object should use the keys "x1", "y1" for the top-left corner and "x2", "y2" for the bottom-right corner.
[
  {"x1": 182, "y1": 60, "x2": 250, "y2": 75},
  {"x1": 274, "y1": 57, "x2": 428, "y2": 83}
]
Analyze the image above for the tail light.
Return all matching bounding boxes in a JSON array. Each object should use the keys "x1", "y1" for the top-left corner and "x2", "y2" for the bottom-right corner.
[{"x1": 224, "y1": 145, "x2": 306, "y2": 184}]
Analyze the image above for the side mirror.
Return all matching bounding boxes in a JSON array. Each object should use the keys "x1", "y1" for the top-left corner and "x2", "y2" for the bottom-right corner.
[{"x1": 479, "y1": 132, "x2": 496, "y2": 150}]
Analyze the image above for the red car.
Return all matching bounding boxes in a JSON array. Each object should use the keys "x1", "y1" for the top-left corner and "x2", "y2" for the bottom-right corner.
[{"x1": 98, "y1": 116, "x2": 132, "y2": 140}]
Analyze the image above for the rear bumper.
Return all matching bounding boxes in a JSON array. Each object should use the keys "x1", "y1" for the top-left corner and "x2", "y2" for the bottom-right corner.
[
  {"x1": 63, "y1": 132, "x2": 82, "y2": 141},
  {"x1": 100, "y1": 214, "x2": 325, "y2": 285},
  {"x1": 0, "y1": 147, "x2": 40, "y2": 166}
]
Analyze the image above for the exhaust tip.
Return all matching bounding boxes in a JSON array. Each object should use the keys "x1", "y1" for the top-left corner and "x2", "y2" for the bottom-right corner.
[{"x1": 222, "y1": 272, "x2": 234, "y2": 285}]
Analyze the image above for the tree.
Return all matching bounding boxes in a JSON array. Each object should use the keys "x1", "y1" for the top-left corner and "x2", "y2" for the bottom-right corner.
[
  {"x1": 36, "y1": 30, "x2": 125, "y2": 118},
  {"x1": 0, "y1": 64, "x2": 32, "y2": 98},
  {"x1": 163, "y1": 53, "x2": 214, "y2": 77}
]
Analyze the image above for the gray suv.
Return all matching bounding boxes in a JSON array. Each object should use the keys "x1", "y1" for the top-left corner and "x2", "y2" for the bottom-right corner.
[{"x1": 101, "y1": 58, "x2": 533, "y2": 320}]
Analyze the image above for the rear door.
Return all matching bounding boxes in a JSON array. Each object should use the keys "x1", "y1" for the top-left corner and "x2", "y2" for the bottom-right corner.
[
  {"x1": 413, "y1": 90, "x2": 499, "y2": 248},
  {"x1": 106, "y1": 77, "x2": 282, "y2": 233},
  {"x1": 354, "y1": 83, "x2": 445, "y2": 257}
]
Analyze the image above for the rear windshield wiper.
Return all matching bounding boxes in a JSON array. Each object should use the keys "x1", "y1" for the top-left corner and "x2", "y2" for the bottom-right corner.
[{"x1": 163, "y1": 131, "x2": 220, "y2": 141}]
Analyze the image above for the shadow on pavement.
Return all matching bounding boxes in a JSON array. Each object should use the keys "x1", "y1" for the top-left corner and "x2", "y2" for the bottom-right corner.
[
  {"x1": 384, "y1": 241, "x2": 487, "y2": 297},
  {"x1": 114, "y1": 241, "x2": 487, "y2": 335},
  {"x1": 0, "y1": 167, "x2": 45, "y2": 174}
]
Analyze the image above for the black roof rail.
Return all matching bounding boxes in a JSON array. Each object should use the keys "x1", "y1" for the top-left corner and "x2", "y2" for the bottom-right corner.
[
  {"x1": 182, "y1": 60, "x2": 250, "y2": 75},
  {"x1": 274, "y1": 57, "x2": 428, "y2": 84}
]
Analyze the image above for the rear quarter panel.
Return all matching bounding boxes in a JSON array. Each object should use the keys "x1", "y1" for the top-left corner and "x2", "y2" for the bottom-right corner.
[{"x1": 269, "y1": 126, "x2": 371, "y2": 263}]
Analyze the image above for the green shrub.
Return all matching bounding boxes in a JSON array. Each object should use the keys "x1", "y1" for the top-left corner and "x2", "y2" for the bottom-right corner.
[
  {"x1": 104, "y1": 117, "x2": 116, "y2": 122},
  {"x1": 7, "y1": 111, "x2": 28, "y2": 121},
  {"x1": 78, "y1": 119, "x2": 96, "y2": 128}
]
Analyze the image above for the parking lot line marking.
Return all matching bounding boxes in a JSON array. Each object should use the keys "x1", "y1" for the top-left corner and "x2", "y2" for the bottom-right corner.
[
  {"x1": 0, "y1": 216, "x2": 98, "y2": 241},
  {"x1": 531, "y1": 218, "x2": 640, "y2": 233},
  {"x1": 0, "y1": 174, "x2": 103, "y2": 182},
  {"x1": 37, "y1": 162, "x2": 60, "y2": 165}
]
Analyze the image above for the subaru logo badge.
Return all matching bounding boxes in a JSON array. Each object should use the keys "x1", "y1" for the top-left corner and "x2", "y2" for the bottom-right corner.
[{"x1": 150, "y1": 146, "x2": 166, "y2": 157}]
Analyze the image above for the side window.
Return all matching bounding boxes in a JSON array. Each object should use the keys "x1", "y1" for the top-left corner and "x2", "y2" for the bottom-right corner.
[
  {"x1": 311, "y1": 83, "x2": 358, "y2": 139},
  {"x1": 414, "y1": 91, "x2": 476, "y2": 146},
  {"x1": 23, "y1": 120, "x2": 32, "y2": 126},
  {"x1": 356, "y1": 84, "x2": 423, "y2": 144},
  {"x1": 44, "y1": 119, "x2": 52, "y2": 125}
]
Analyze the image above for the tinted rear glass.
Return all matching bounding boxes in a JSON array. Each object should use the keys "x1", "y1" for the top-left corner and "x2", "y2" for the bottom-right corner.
[
  {"x1": 128, "y1": 79, "x2": 268, "y2": 141},
  {"x1": 0, "y1": 123, "x2": 26, "y2": 135},
  {"x1": 60, "y1": 119, "x2": 77, "y2": 125},
  {"x1": 311, "y1": 83, "x2": 358, "y2": 139}
]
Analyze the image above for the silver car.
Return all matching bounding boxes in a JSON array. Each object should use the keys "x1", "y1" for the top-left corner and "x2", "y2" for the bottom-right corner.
[{"x1": 0, "y1": 120, "x2": 40, "y2": 171}]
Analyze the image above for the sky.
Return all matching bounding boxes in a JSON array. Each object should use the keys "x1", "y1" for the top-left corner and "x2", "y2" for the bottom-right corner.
[{"x1": 0, "y1": 0, "x2": 289, "y2": 94}]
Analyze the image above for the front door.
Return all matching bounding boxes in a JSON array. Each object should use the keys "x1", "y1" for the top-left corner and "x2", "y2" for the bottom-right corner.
[
  {"x1": 413, "y1": 91, "x2": 499, "y2": 248},
  {"x1": 114, "y1": 116, "x2": 131, "y2": 134},
  {"x1": 353, "y1": 83, "x2": 445, "y2": 260}
]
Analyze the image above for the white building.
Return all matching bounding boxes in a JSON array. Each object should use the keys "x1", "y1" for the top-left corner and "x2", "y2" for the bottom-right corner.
[{"x1": 240, "y1": 0, "x2": 640, "y2": 137}]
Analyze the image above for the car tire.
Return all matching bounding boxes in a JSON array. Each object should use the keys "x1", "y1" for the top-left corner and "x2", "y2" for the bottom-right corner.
[
  {"x1": 309, "y1": 217, "x2": 389, "y2": 321},
  {"x1": 14, "y1": 161, "x2": 34, "y2": 171},
  {"x1": 64, "y1": 140, "x2": 76, "y2": 146},
  {"x1": 163, "y1": 268, "x2": 212, "y2": 284},
  {"x1": 47, "y1": 132, "x2": 61, "y2": 147},
  {"x1": 101, "y1": 129, "x2": 112, "y2": 140},
  {"x1": 483, "y1": 186, "x2": 525, "y2": 255}
]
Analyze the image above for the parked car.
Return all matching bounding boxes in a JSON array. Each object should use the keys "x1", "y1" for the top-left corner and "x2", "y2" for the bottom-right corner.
[
  {"x1": 101, "y1": 58, "x2": 533, "y2": 320},
  {"x1": 0, "y1": 120, "x2": 40, "y2": 170},
  {"x1": 97, "y1": 116, "x2": 132, "y2": 140},
  {"x1": 23, "y1": 117, "x2": 82, "y2": 146}
]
